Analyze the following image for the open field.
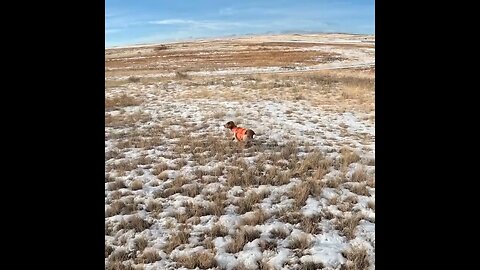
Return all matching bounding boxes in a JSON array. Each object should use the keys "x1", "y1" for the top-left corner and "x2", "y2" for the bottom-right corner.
[{"x1": 105, "y1": 33, "x2": 375, "y2": 270}]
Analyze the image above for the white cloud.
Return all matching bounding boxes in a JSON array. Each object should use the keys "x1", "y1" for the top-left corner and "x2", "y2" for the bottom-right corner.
[{"x1": 149, "y1": 19, "x2": 253, "y2": 30}]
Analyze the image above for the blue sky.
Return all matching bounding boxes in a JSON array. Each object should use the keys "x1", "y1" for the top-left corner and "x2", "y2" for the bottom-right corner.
[{"x1": 105, "y1": 0, "x2": 374, "y2": 47}]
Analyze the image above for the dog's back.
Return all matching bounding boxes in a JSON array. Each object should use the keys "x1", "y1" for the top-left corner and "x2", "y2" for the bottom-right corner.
[{"x1": 225, "y1": 121, "x2": 255, "y2": 142}]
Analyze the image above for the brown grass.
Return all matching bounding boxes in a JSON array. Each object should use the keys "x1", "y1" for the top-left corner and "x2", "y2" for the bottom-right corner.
[
  {"x1": 117, "y1": 215, "x2": 152, "y2": 233},
  {"x1": 105, "y1": 94, "x2": 142, "y2": 109},
  {"x1": 182, "y1": 184, "x2": 202, "y2": 197},
  {"x1": 242, "y1": 209, "x2": 269, "y2": 226},
  {"x1": 341, "y1": 247, "x2": 370, "y2": 270},
  {"x1": 130, "y1": 179, "x2": 143, "y2": 190},
  {"x1": 207, "y1": 224, "x2": 229, "y2": 238},
  {"x1": 163, "y1": 230, "x2": 191, "y2": 253},
  {"x1": 300, "y1": 261, "x2": 325, "y2": 270},
  {"x1": 105, "y1": 261, "x2": 136, "y2": 270},
  {"x1": 278, "y1": 210, "x2": 303, "y2": 224},
  {"x1": 157, "y1": 171, "x2": 169, "y2": 181},
  {"x1": 351, "y1": 168, "x2": 368, "y2": 182},
  {"x1": 105, "y1": 111, "x2": 150, "y2": 128},
  {"x1": 338, "y1": 148, "x2": 361, "y2": 168},
  {"x1": 270, "y1": 227, "x2": 289, "y2": 239},
  {"x1": 107, "y1": 179, "x2": 126, "y2": 191},
  {"x1": 128, "y1": 76, "x2": 141, "y2": 83},
  {"x1": 226, "y1": 227, "x2": 261, "y2": 253},
  {"x1": 280, "y1": 141, "x2": 299, "y2": 160},
  {"x1": 181, "y1": 200, "x2": 225, "y2": 219},
  {"x1": 347, "y1": 183, "x2": 370, "y2": 196},
  {"x1": 259, "y1": 239, "x2": 278, "y2": 251},
  {"x1": 338, "y1": 202, "x2": 354, "y2": 212},
  {"x1": 259, "y1": 166, "x2": 293, "y2": 186},
  {"x1": 294, "y1": 151, "x2": 324, "y2": 176},
  {"x1": 106, "y1": 200, "x2": 126, "y2": 217},
  {"x1": 366, "y1": 175, "x2": 375, "y2": 188},
  {"x1": 289, "y1": 179, "x2": 324, "y2": 208},
  {"x1": 299, "y1": 215, "x2": 322, "y2": 234},
  {"x1": 154, "y1": 44, "x2": 168, "y2": 51},
  {"x1": 326, "y1": 173, "x2": 346, "y2": 188},
  {"x1": 226, "y1": 167, "x2": 257, "y2": 187},
  {"x1": 367, "y1": 200, "x2": 375, "y2": 210},
  {"x1": 105, "y1": 244, "x2": 115, "y2": 258},
  {"x1": 236, "y1": 191, "x2": 268, "y2": 214},
  {"x1": 134, "y1": 237, "x2": 149, "y2": 252},
  {"x1": 108, "y1": 248, "x2": 129, "y2": 262},
  {"x1": 154, "y1": 175, "x2": 187, "y2": 198},
  {"x1": 175, "y1": 251, "x2": 217, "y2": 269},
  {"x1": 151, "y1": 163, "x2": 169, "y2": 175},
  {"x1": 106, "y1": 160, "x2": 137, "y2": 175},
  {"x1": 137, "y1": 248, "x2": 160, "y2": 264},
  {"x1": 335, "y1": 213, "x2": 364, "y2": 240},
  {"x1": 145, "y1": 200, "x2": 162, "y2": 215},
  {"x1": 175, "y1": 70, "x2": 189, "y2": 79},
  {"x1": 288, "y1": 234, "x2": 312, "y2": 250}
]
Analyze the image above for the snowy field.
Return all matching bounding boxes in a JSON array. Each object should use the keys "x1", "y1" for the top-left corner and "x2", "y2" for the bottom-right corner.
[{"x1": 105, "y1": 33, "x2": 375, "y2": 270}]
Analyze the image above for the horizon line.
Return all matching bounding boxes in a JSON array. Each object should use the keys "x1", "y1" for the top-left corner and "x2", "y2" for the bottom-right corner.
[{"x1": 105, "y1": 30, "x2": 375, "y2": 49}]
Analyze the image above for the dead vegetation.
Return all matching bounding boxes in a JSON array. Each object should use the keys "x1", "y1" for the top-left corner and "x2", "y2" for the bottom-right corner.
[
  {"x1": 105, "y1": 34, "x2": 375, "y2": 269},
  {"x1": 105, "y1": 94, "x2": 142, "y2": 109},
  {"x1": 341, "y1": 246, "x2": 370, "y2": 270},
  {"x1": 174, "y1": 251, "x2": 217, "y2": 269}
]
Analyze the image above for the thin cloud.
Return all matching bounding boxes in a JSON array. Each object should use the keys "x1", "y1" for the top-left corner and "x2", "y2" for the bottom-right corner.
[{"x1": 149, "y1": 19, "x2": 254, "y2": 30}]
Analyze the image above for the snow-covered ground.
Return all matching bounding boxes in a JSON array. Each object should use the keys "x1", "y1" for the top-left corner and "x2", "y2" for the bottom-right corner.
[{"x1": 105, "y1": 34, "x2": 375, "y2": 270}]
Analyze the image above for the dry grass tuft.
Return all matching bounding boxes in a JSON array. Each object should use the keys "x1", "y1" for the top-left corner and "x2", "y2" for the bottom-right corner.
[
  {"x1": 163, "y1": 229, "x2": 191, "y2": 254},
  {"x1": 208, "y1": 224, "x2": 229, "y2": 238},
  {"x1": 259, "y1": 239, "x2": 278, "y2": 251},
  {"x1": 106, "y1": 200, "x2": 126, "y2": 217},
  {"x1": 151, "y1": 163, "x2": 169, "y2": 175},
  {"x1": 335, "y1": 213, "x2": 364, "y2": 240},
  {"x1": 137, "y1": 248, "x2": 160, "y2": 264},
  {"x1": 294, "y1": 151, "x2": 324, "y2": 176},
  {"x1": 175, "y1": 251, "x2": 217, "y2": 269},
  {"x1": 130, "y1": 179, "x2": 143, "y2": 190},
  {"x1": 367, "y1": 200, "x2": 375, "y2": 210},
  {"x1": 242, "y1": 209, "x2": 269, "y2": 226},
  {"x1": 299, "y1": 214, "x2": 322, "y2": 234},
  {"x1": 134, "y1": 236, "x2": 149, "y2": 252},
  {"x1": 154, "y1": 175, "x2": 187, "y2": 198},
  {"x1": 182, "y1": 184, "x2": 202, "y2": 197},
  {"x1": 117, "y1": 215, "x2": 152, "y2": 233},
  {"x1": 108, "y1": 247, "x2": 130, "y2": 262},
  {"x1": 347, "y1": 183, "x2": 370, "y2": 196},
  {"x1": 107, "y1": 179, "x2": 127, "y2": 191},
  {"x1": 338, "y1": 148, "x2": 361, "y2": 168},
  {"x1": 288, "y1": 234, "x2": 312, "y2": 250},
  {"x1": 105, "y1": 94, "x2": 142, "y2": 109},
  {"x1": 300, "y1": 261, "x2": 325, "y2": 270},
  {"x1": 270, "y1": 227, "x2": 289, "y2": 239},
  {"x1": 289, "y1": 179, "x2": 324, "y2": 208},
  {"x1": 145, "y1": 200, "x2": 162, "y2": 215},
  {"x1": 236, "y1": 191, "x2": 268, "y2": 214},
  {"x1": 226, "y1": 227, "x2": 261, "y2": 253},
  {"x1": 341, "y1": 246, "x2": 370, "y2": 270},
  {"x1": 351, "y1": 168, "x2": 369, "y2": 182}
]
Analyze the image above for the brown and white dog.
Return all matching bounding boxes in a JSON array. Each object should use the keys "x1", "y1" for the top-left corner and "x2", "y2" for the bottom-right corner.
[{"x1": 224, "y1": 121, "x2": 255, "y2": 143}]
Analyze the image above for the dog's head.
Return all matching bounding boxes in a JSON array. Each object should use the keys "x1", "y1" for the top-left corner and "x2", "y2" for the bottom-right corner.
[{"x1": 224, "y1": 121, "x2": 236, "y2": 129}]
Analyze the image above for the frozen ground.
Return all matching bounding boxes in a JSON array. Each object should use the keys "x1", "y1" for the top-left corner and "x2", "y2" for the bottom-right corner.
[{"x1": 105, "y1": 33, "x2": 375, "y2": 270}]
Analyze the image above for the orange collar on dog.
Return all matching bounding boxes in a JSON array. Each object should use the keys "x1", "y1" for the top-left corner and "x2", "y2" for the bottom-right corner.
[{"x1": 232, "y1": 127, "x2": 247, "y2": 141}]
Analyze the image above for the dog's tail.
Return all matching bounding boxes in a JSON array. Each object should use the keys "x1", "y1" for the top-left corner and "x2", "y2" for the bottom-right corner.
[{"x1": 245, "y1": 129, "x2": 255, "y2": 138}]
